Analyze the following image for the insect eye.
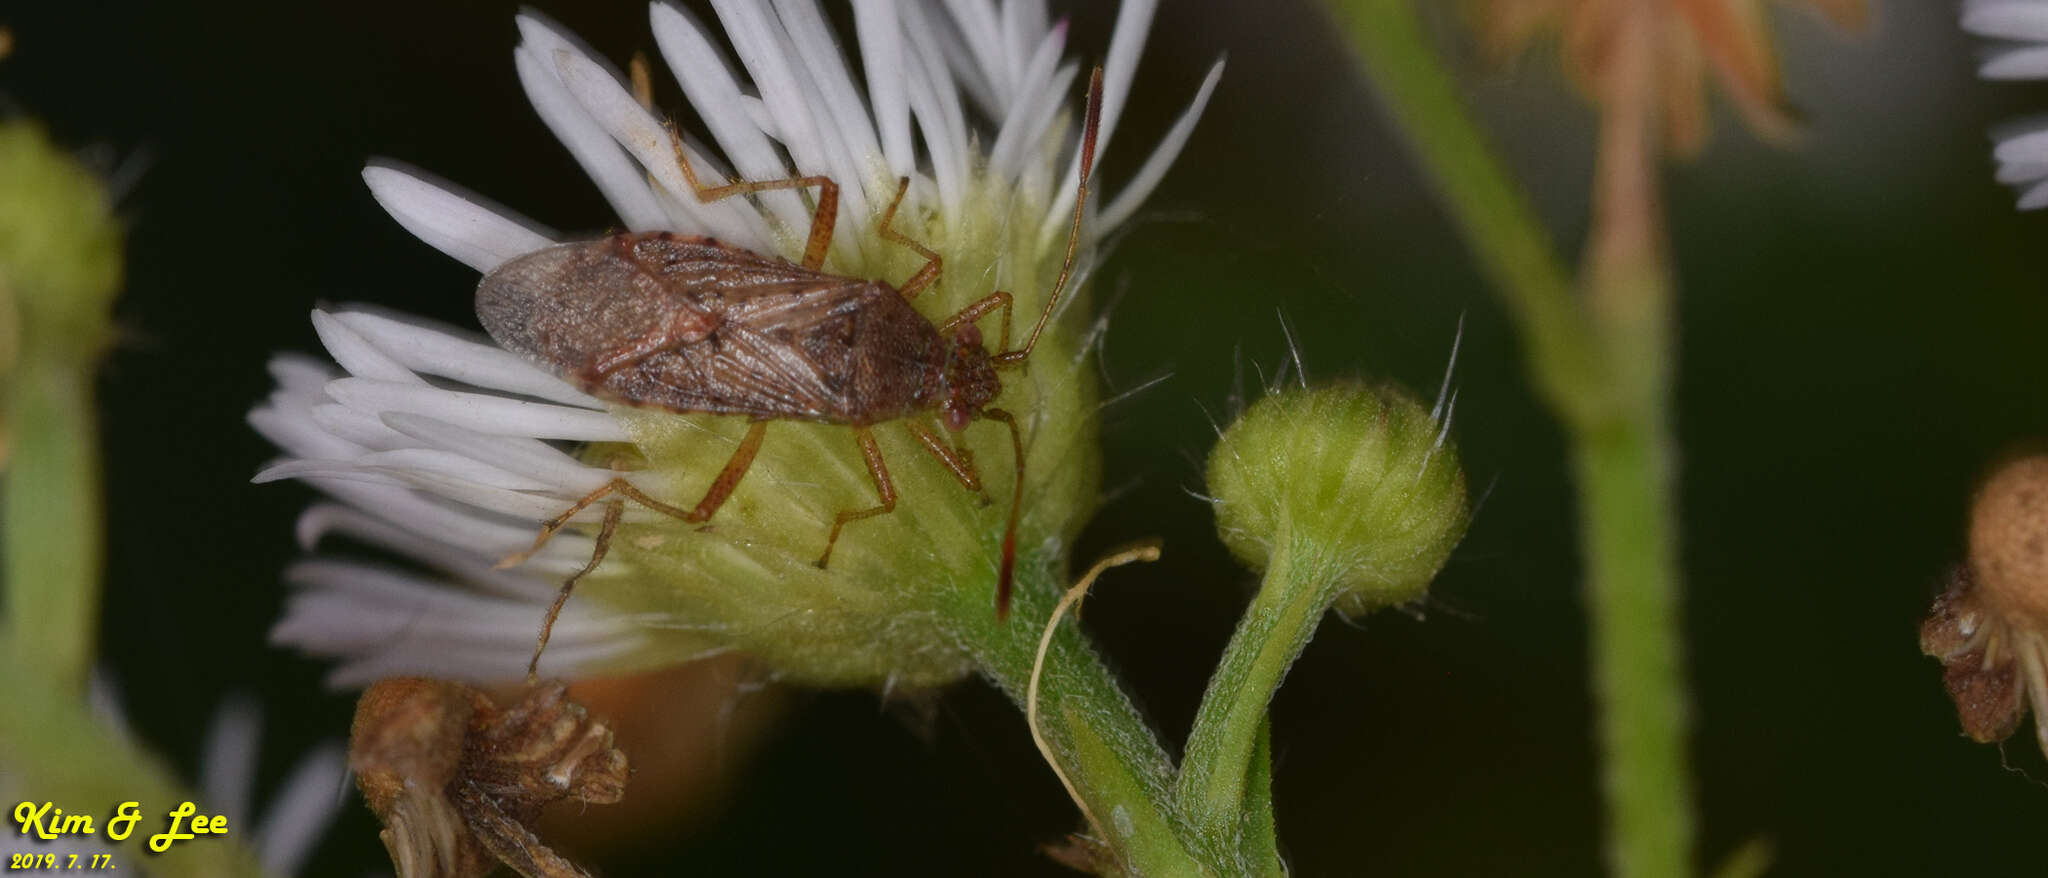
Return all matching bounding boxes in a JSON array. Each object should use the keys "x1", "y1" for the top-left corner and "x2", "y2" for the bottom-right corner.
[
  {"x1": 956, "y1": 325, "x2": 982, "y2": 349},
  {"x1": 945, "y1": 406, "x2": 972, "y2": 432}
]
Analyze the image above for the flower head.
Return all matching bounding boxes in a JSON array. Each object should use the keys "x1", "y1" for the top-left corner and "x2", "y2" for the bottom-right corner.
[
  {"x1": 1206, "y1": 380, "x2": 1469, "y2": 618},
  {"x1": 1476, "y1": 0, "x2": 1868, "y2": 155},
  {"x1": 1963, "y1": 0, "x2": 2048, "y2": 208},
  {"x1": 254, "y1": 2, "x2": 1221, "y2": 688}
]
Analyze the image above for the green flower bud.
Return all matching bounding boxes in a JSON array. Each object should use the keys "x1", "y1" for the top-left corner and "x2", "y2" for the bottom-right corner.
[
  {"x1": 1206, "y1": 381, "x2": 1469, "y2": 616},
  {"x1": 0, "y1": 122, "x2": 123, "y2": 363}
]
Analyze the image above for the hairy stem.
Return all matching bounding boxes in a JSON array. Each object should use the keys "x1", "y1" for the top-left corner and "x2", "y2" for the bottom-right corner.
[
  {"x1": 4, "y1": 351, "x2": 100, "y2": 691},
  {"x1": 0, "y1": 641, "x2": 274, "y2": 878},
  {"x1": 1326, "y1": 2, "x2": 1695, "y2": 876},
  {"x1": 1577, "y1": 5, "x2": 1693, "y2": 876},
  {"x1": 1325, "y1": 0, "x2": 1604, "y2": 424},
  {"x1": 1175, "y1": 533, "x2": 1327, "y2": 844},
  {"x1": 952, "y1": 564, "x2": 1212, "y2": 876}
]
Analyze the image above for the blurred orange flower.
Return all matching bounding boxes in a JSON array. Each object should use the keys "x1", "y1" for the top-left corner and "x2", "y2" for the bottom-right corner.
[{"x1": 1476, "y1": 0, "x2": 1868, "y2": 154}]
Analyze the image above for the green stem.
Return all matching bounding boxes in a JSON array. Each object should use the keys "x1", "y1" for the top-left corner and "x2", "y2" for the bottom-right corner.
[
  {"x1": 5, "y1": 351, "x2": 101, "y2": 691},
  {"x1": 1326, "y1": 0, "x2": 1606, "y2": 425},
  {"x1": 0, "y1": 123, "x2": 279, "y2": 878},
  {"x1": 951, "y1": 565, "x2": 1211, "y2": 876},
  {"x1": 1324, "y1": 2, "x2": 1695, "y2": 876},
  {"x1": 1575, "y1": 416, "x2": 1688, "y2": 878},
  {"x1": 0, "y1": 639, "x2": 272, "y2": 878},
  {"x1": 1175, "y1": 534, "x2": 1327, "y2": 844}
]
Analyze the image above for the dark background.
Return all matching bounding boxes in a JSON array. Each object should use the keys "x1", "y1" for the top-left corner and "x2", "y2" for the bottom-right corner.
[{"x1": 7, "y1": 0, "x2": 2048, "y2": 874}]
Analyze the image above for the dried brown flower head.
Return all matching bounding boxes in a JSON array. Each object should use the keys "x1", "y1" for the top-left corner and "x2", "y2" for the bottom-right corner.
[
  {"x1": 350, "y1": 678, "x2": 630, "y2": 878},
  {"x1": 1922, "y1": 453, "x2": 2048, "y2": 759},
  {"x1": 1474, "y1": 0, "x2": 1869, "y2": 155}
]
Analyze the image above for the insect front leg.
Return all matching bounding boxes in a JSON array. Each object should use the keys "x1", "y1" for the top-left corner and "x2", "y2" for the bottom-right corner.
[
  {"x1": 940, "y1": 292, "x2": 1015, "y2": 353},
  {"x1": 906, "y1": 419, "x2": 992, "y2": 506},
  {"x1": 816, "y1": 427, "x2": 898, "y2": 569},
  {"x1": 877, "y1": 177, "x2": 942, "y2": 299},
  {"x1": 663, "y1": 122, "x2": 839, "y2": 272}
]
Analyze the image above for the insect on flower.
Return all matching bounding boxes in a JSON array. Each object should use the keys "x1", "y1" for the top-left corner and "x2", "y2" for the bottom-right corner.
[{"x1": 489, "y1": 68, "x2": 1108, "y2": 672}]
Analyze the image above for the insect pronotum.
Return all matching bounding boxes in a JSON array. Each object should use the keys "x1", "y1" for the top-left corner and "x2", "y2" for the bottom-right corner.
[{"x1": 486, "y1": 68, "x2": 1108, "y2": 676}]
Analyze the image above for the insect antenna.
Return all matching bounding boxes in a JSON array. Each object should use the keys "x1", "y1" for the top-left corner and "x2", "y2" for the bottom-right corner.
[
  {"x1": 994, "y1": 65, "x2": 1105, "y2": 367},
  {"x1": 986, "y1": 67, "x2": 1107, "y2": 618}
]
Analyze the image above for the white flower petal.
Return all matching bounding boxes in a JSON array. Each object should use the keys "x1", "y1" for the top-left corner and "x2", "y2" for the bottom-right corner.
[
  {"x1": 1099, "y1": 58, "x2": 1225, "y2": 230},
  {"x1": 253, "y1": 743, "x2": 348, "y2": 878},
  {"x1": 852, "y1": 0, "x2": 916, "y2": 177},
  {"x1": 362, "y1": 163, "x2": 556, "y2": 272},
  {"x1": 357, "y1": 448, "x2": 566, "y2": 492},
  {"x1": 249, "y1": 404, "x2": 367, "y2": 463},
  {"x1": 514, "y1": 13, "x2": 672, "y2": 231},
  {"x1": 199, "y1": 697, "x2": 261, "y2": 826},
  {"x1": 380, "y1": 412, "x2": 617, "y2": 496},
  {"x1": 987, "y1": 23, "x2": 1069, "y2": 176},
  {"x1": 1994, "y1": 123, "x2": 2048, "y2": 164},
  {"x1": 1997, "y1": 159, "x2": 2048, "y2": 184},
  {"x1": 1000, "y1": 0, "x2": 1051, "y2": 94},
  {"x1": 1964, "y1": 1, "x2": 2048, "y2": 42},
  {"x1": 328, "y1": 309, "x2": 605, "y2": 409},
  {"x1": 900, "y1": 3, "x2": 972, "y2": 216},
  {"x1": 274, "y1": 560, "x2": 641, "y2": 685},
  {"x1": 1039, "y1": 0, "x2": 1159, "y2": 247},
  {"x1": 295, "y1": 501, "x2": 597, "y2": 591},
  {"x1": 770, "y1": 0, "x2": 886, "y2": 190},
  {"x1": 310, "y1": 310, "x2": 422, "y2": 385},
  {"x1": 712, "y1": 0, "x2": 869, "y2": 259},
  {"x1": 323, "y1": 377, "x2": 629, "y2": 441},
  {"x1": 551, "y1": 46, "x2": 775, "y2": 251},
  {"x1": 649, "y1": 2, "x2": 813, "y2": 235},
  {"x1": 2019, "y1": 176, "x2": 2048, "y2": 209},
  {"x1": 939, "y1": 0, "x2": 1009, "y2": 109},
  {"x1": 267, "y1": 355, "x2": 341, "y2": 397},
  {"x1": 1984, "y1": 44, "x2": 2048, "y2": 78}
]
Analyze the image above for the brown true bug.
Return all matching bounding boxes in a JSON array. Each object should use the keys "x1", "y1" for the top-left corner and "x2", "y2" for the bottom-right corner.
[{"x1": 488, "y1": 69, "x2": 1107, "y2": 675}]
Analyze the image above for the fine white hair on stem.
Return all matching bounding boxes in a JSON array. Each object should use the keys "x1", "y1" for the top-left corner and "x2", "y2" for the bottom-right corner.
[{"x1": 1430, "y1": 313, "x2": 1466, "y2": 424}]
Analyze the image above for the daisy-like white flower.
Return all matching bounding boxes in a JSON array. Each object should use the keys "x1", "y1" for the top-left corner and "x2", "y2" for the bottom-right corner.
[
  {"x1": 1963, "y1": 0, "x2": 2048, "y2": 207},
  {"x1": 254, "y1": 1, "x2": 1221, "y2": 688}
]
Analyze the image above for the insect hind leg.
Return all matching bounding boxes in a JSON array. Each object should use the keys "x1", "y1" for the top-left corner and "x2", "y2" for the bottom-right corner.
[
  {"x1": 816, "y1": 428, "x2": 898, "y2": 569},
  {"x1": 663, "y1": 122, "x2": 838, "y2": 272},
  {"x1": 878, "y1": 177, "x2": 942, "y2": 299},
  {"x1": 502, "y1": 476, "x2": 692, "y2": 680}
]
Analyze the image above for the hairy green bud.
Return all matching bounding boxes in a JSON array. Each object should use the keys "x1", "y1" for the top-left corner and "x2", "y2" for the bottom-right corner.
[
  {"x1": 1206, "y1": 381, "x2": 1468, "y2": 616},
  {"x1": 0, "y1": 123, "x2": 122, "y2": 363}
]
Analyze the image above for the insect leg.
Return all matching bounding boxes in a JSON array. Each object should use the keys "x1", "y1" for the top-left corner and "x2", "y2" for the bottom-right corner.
[
  {"x1": 497, "y1": 477, "x2": 694, "y2": 570},
  {"x1": 939, "y1": 291, "x2": 1015, "y2": 353},
  {"x1": 905, "y1": 419, "x2": 991, "y2": 505},
  {"x1": 664, "y1": 122, "x2": 838, "y2": 271},
  {"x1": 877, "y1": 177, "x2": 942, "y2": 298},
  {"x1": 682, "y1": 420, "x2": 770, "y2": 524},
  {"x1": 815, "y1": 427, "x2": 897, "y2": 569},
  {"x1": 980, "y1": 408, "x2": 1028, "y2": 619},
  {"x1": 529, "y1": 498, "x2": 623, "y2": 681},
  {"x1": 995, "y1": 67, "x2": 1105, "y2": 366}
]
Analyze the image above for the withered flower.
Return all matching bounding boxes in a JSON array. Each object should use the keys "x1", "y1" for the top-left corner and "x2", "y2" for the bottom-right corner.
[
  {"x1": 1921, "y1": 453, "x2": 2048, "y2": 759},
  {"x1": 350, "y1": 678, "x2": 630, "y2": 878},
  {"x1": 1474, "y1": 0, "x2": 1868, "y2": 154}
]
